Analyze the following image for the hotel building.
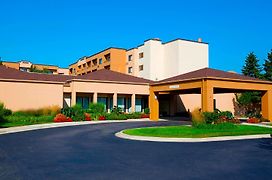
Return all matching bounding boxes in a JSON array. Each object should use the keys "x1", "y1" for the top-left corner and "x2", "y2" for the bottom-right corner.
[{"x1": 2, "y1": 60, "x2": 69, "y2": 75}]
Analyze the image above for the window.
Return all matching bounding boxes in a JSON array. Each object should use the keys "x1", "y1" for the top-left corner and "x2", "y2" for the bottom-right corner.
[
  {"x1": 92, "y1": 59, "x2": 97, "y2": 66},
  {"x1": 139, "y1": 52, "x2": 144, "y2": 58},
  {"x1": 99, "y1": 58, "x2": 103, "y2": 64},
  {"x1": 139, "y1": 65, "x2": 143, "y2": 71},
  {"x1": 128, "y1": 67, "x2": 133, "y2": 73},
  {"x1": 104, "y1": 65, "x2": 110, "y2": 70},
  {"x1": 128, "y1": 55, "x2": 132, "y2": 61}
]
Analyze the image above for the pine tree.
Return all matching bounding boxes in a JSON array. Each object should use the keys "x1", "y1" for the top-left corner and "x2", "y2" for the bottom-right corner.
[
  {"x1": 263, "y1": 49, "x2": 272, "y2": 81},
  {"x1": 237, "y1": 52, "x2": 262, "y2": 117},
  {"x1": 242, "y1": 52, "x2": 262, "y2": 78}
]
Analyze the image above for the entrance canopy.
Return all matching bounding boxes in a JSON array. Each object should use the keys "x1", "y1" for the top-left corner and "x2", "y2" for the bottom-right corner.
[{"x1": 149, "y1": 68, "x2": 272, "y2": 121}]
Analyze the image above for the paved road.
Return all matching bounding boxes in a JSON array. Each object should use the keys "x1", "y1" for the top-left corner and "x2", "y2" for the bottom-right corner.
[{"x1": 0, "y1": 121, "x2": 272, "y2": 180}]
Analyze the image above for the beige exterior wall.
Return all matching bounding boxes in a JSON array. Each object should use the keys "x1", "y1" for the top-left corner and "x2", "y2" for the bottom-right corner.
[
  {"x1": 67, "y1": 81, "x2": 149, "y2": 95},
  {"x1": 179, "y1": 93, "x2": 235, "y2": 114},
  {"x1": 0, "y1": 80, "x2": 63, "y2": 111}
]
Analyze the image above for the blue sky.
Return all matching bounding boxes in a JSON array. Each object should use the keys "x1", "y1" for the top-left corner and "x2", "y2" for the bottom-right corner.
[{"x1": 0, "y1": 0, "x2": 271, "y2": 72}]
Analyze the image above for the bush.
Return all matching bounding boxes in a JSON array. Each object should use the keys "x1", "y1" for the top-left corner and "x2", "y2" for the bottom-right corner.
[
  {"x1": 85, "y1": 113, "x2": 91, "y2": 121},
  {"x1": 98, "y1": 115, "x2": 106, "y2": 120},
  {"x1": 202, "y1": 111, "x2": 235, "y2": 124},
  {"x1": 193, "y1": 122, "x2": 237, "y2": 130},
  {"x1": 247, "y1": 117, "x2": 260, "y2": 123},
  {"x1": 105, "y1": 113, "x2": 127, "y2": 120},
  {"x1": 140, "y1": 114, "x2": 150, "y2": 118},
  {"x1": 111, "y1": 106, "x2": 123, "y2": 114},
  {"x1": 191, "y1": 108, "x2": 203, "y2": 123},
  {"x1": 219, "y1": 111, "x2": 233, "y2": 119},
  {"x1": 53, "y1": 113, "x2": 73, "y2": 123},
  {"x1": 61, "y1": 105, "x2": 85, "y2": 121},
  {"x1": 5, "y1": 115, "x2": 54, "y2": 125},
  {"x1": 126, "y1": 112, "x2": 141, "y2": 119},
  {"x1": 71, "y1": 105, "x2": 85, "y2": 121},
  {"x1": 0, "y1": 102, "x2": 12, "y2": 122},
  {"x1": 88, "y1": 103, "x2": 105, "y2": 114},
  {"x1": 0, "y1": 103, "x2": 5, "y2": 121},
  {"x1": 144, "y1": 108, "x2": 150, "y2": 114},
  {"x1": 202, "y1": 112, "x2": 219, "y2": 124}
]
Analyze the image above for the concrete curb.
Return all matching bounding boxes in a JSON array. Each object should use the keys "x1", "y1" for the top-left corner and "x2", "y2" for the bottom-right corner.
[
  {"x1": 115, "y1": 131, "x2": 271, "y2": 143},
  {"x1": 242, "y1": 122, "x2": 272, "y2": 128},
  {"x1": 0, "y1": 119, "x2": 152, "y2": 135}
]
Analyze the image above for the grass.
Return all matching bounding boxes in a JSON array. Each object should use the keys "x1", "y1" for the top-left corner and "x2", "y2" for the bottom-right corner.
[
  {"x1": 123, "y1": 124, "x2": 272, "y2": 138},
  {"x1": 0, "y1": 115, "x2": 54, "y2": 128}
]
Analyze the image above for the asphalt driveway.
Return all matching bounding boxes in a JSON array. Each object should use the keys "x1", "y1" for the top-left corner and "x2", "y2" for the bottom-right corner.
[{"x1": 0, "y1": 121, "x2": 272, "y2": 180}]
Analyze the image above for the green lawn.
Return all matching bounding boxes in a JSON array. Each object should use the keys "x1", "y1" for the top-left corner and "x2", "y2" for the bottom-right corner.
[{"x1": 123, "y1": 125, "x2": 272, "y2": 138}]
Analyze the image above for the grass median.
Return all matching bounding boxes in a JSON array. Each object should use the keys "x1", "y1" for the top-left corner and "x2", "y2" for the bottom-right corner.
[{"x1": 123, "y1": 124, "x2": 272, "y2": 138}]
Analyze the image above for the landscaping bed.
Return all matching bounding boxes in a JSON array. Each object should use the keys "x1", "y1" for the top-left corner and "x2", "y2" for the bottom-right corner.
[{"x1": 0, "y1": 102, "x2": 150, "y2": 128}]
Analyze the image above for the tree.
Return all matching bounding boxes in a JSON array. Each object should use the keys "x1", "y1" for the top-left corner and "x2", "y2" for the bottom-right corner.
[
  {"x1": 263, "y1": 49, "x2": 272, "y2": 81},
  {"x1": 29, "y1": 65, "x2": 51, "y2": 74},
  {"x1": 236, "y1": 52, "x2": 262, "y2": 117},
  {"x1": 242, "y1": 52, "x2": 262, "y2": 78}
]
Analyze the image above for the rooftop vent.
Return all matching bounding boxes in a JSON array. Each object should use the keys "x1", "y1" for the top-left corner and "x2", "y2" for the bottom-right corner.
[{"x1": 198, "y1": 38, "x2": 202, "y2": 43}]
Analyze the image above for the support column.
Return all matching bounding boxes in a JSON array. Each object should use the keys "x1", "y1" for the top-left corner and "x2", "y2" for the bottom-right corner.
[
  {"x1": 149, "y1": 88, "x2": 159, "y2": 121},
  {"x1": 93, "y1": 92, "x2": 98, "y2": 103},
  {"x1": 71, "y1": 91, "x2": 76, "y2": 106},
  {"x1": 113, "y1": 93, "x2": 118, "y2": 107},
  {"x1": 201, "y1": 80, "x2": 213, "y2": 112},
  {"x1": 131, "y1": 94, "x2": 136, "y2": 112},
  {"x1": 262, "y1": 90, "x2": 272, "y2": 121}
]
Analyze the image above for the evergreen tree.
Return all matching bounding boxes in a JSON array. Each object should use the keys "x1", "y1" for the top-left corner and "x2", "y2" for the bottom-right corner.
[
  {"x1": 242, "y1": 52, "x2": 262, "y2": 78},
  {"x1": 263, "y1": 49, "x2": 272, "y2": 81},
  {"x1": 236, "y1": 52, "x2": 262, "y2": 117}
]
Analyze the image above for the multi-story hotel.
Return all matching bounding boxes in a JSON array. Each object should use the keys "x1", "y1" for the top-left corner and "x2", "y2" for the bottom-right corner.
[
  {"x1": 3, "y1": 37, "x2": 271, "y2": 121},
  {"x1": 70, "y1": 38, "x2": 208, "y2": 81},
  {"x1": 2, "y1": 60, "x2": 69, "y2": 75}
]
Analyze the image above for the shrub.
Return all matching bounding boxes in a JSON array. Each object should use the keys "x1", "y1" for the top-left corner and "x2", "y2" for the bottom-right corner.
[
  {"x1": 61, "y1": 107, "x2": 74, "y2": 118},
  {"x1": 193, "y1": 122, "x2": 237, "y2": 130},
  {"x1": 126, "y1": 112, "x2": 141, "y2": 119},
  {"x1": 0, "y1": 102, "x2": 12, "y2": 122},
  {"x1": 54, "y1": 113, "x2": 67, "y2": 122},
  {"x1": 202, "y1": 112, "x2": 219, "y2": 124},
  {"x1": 111, "y1": 106, "x2": 123, "y2": 114},
  {"x1": 71, "y1": 105, "x2": 85, "y2": 121},
  {"x1": 219, "y1": 111, "x2": 233, "y2": 119},
  {"x1": 144, "y1": 108, "x2": 150, "y2": 114},
  {"x1": 247, "y1": 117, "x2": 260, "y2": 123},
  {"x1": 98, "y1": 115, "x2": 106, "y2": 120},
  {"x1": 0, "y1": 103, "x2": 5, "y2": 121},
  {"x1": 191, "y1": 108, "x2": 203, "y2": 123},
  {"x1": 105, "y1": 113, "x2": 127, "y2": 120},
  {"x1": 53, "y1": 113, "x2": 72, "y2": 123},
  {"x1": 140, "y1": 114, "x2": 150, "y2": 118},
  {"x1": 85, "y1": 113, "x2": 91, "y2": 121},
  {"x1": 5, "y1": 115, "x2": 54, "y2": 125},
  {"x1": 61, "y1": 105, "x2": 85, "y2": 121},
  {"x1": 88, "y1": 103, "x2": 105, "y2": 114}
]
